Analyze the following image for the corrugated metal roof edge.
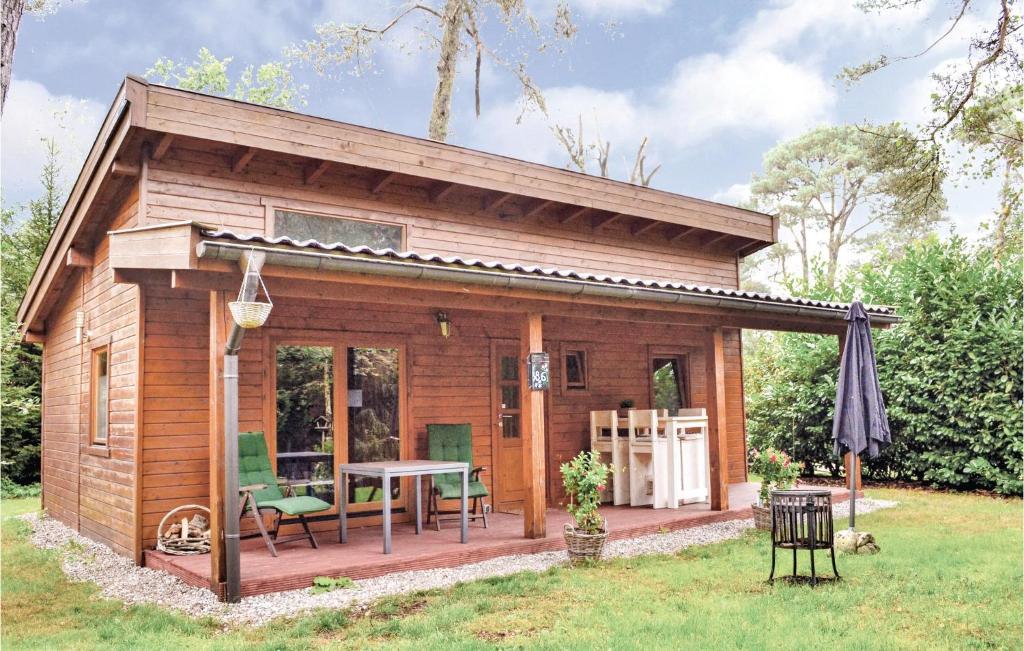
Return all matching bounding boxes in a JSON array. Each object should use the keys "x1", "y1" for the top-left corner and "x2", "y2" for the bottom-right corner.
[{"x1": 198, "y1": 229, "x2": 899, "y2": 319}]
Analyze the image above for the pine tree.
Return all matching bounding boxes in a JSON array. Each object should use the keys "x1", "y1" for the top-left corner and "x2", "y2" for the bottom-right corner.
[{"x1": 1, "y1": 138, "x2": 63, "y2": 486}]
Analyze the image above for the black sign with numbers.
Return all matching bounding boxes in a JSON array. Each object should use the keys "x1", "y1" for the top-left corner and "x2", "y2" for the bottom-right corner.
[{"x1": 527, "y1": 352, "x2": 550, "y2": 390}]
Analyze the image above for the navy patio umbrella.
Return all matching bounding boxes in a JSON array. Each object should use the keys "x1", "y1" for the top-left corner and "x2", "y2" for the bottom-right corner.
[{"x1": 832, "y1": 300, "x2": 891, "y2": 530}]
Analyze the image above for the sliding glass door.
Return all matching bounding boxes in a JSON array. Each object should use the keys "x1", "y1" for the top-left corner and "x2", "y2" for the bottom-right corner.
[
  {"x1": 272, "y1": 340, "x2": 405, "y2": 512},
  {"x1": 346, "y1": 346, "x2": 401, "y2": 505},
  {"x1": 275, "y1": 345, "x2": 337, "y2": 505}
]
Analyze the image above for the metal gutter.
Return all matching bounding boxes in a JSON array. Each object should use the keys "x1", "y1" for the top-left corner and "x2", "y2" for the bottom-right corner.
[{"x1": 196, "y1": 239, "x2": 900, "y2": 325}]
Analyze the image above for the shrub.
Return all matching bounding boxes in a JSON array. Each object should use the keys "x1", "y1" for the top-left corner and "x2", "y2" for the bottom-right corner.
[
  {"x1": 1, "y1": 475, "x2": 41, "y2": 499},
  {"x1": 560, "y1": 451, "x2": 610, "y2": 534},
  {"x1": 747, "y1": 237, "x2": 1023, "y2": 495},
  {"x1": 749, "y1": 447, "x2": 801, "y2": 505}
]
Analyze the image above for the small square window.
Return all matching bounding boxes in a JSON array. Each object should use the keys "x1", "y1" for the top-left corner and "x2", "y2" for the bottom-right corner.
[
  {"x1": 90, "y1": 346, "x2": 110, "y2": 445},
  {"x1": 564, "y1": 349, "x2": 587, "y2": 390}
]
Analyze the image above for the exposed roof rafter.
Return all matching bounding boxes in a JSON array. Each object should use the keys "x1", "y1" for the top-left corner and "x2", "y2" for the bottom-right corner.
[
  {"x1": 523, "y1": 199, "x2": 555, "y2": 219},
  {"x1": 151, "y1": 133, "x2": 174, "y2": 161},
  {"x1": 630, "y1": 219, "x2": 663, "y2": 237},
  {"x1": 231, "y1": 146, "x2": 256, "y2": 173},
  {"x1": 559, "y1": 206, "x2": 590, "y2": 224},
  {"x1": 591, "y1": 213, "x2": 624, "y2": 230},
  {"x1": 304, "y1": 160, "x2": 331, "y2": 185},
  {"x1": 483, "y1": 191, "x2": 514, "y2": 213},
  {"x1": 429, "y1": 181, "x2": 458, "y2": 203}
]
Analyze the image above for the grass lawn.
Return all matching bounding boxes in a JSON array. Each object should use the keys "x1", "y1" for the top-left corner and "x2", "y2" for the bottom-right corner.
[{"x1": 2, "y1": 489, "x2": 1021, "y2": 650}]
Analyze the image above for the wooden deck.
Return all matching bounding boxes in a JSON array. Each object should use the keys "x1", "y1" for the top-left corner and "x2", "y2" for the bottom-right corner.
[{"x1": 144, "y1": 483, "x2": 853, "y2": 598}]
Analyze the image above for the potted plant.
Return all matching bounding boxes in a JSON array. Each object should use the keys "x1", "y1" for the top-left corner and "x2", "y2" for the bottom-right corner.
[
  {"x1": 618, "y1": 399, "x2": 635, "y2": 417},
  {"x1": 749, "y1": 447, "x2": 801, "y2": 530},
  {"x1": 561, "y1": 450, "x2": 611, "y2": 563}
]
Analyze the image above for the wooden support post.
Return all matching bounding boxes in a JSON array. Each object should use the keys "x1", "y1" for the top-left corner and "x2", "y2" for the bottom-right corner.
[
  {"x1": 838, "y1": 331, "x2": 862, "y2": 490},
  {"x1": 520, "y1": 313, "x2": 547, "y2": 539},
  {"x1": 208, "y1": 291, "x2": 228, "y2": 595},
  {"x1": 705, "y1": 327, "x2": 730, "y2": 511}
]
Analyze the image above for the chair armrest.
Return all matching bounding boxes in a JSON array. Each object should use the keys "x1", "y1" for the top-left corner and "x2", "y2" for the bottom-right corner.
[
  {"x1": 471, "y1": 466, "x2": 487, "y2": 480},
  {"x1": 239, "y1": 483, "x2": 267, "y2": 493}
]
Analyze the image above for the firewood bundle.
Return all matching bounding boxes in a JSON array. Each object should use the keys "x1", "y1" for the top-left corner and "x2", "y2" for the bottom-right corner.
[{"x1": 157, "y1": 505, "x2": 212, "y2": 555}]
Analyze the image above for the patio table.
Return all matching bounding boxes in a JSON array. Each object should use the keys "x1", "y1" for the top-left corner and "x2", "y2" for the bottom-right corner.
[{"x1": 337, "y1": 460, "x2": 469, "y2": 554}]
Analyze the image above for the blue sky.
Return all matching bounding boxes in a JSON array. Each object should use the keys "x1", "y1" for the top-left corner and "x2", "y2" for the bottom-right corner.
[{"x1": 2, "y1": 0, "x2": 1003, "y2": 263}]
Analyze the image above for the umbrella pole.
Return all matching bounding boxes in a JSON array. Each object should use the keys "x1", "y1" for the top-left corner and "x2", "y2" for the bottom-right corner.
[{"x1": 848, "y1": 454, "x2": 857, "y2": 530}]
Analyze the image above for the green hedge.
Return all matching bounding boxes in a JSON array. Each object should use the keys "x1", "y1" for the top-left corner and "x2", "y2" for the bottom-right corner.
[{"x1": 747, "y1": 237, "x2": 1022, "y2": 495}]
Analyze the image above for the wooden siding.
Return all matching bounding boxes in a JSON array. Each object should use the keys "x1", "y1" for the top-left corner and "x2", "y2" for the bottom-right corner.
[
  {"x1": 140, "y1": 82, "x2": 774, "y2": 242},
  {"x1": 40, "y1": 186, "x2": 140, "y2": 556},
  {"x1": 138, "y1": 292, "x2": 748, "y2": 548},
  {"x1": 142, "y1": 138, "x2": 740, "y2": 287}
]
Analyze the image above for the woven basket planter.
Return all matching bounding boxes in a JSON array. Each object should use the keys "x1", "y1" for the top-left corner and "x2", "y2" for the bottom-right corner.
[
  {"x1": 752, "y1": 503, "x2": 772, "y2": 531},
  {"x1": 564, "y1": 522, "x2": 609, "y2": 563},
  {"x1": 157, "y1": 504, "x2": 211, "y2": 556}
]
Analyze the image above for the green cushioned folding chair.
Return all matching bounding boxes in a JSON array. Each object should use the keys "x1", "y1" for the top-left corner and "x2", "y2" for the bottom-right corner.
[
  {"x1": 426, "y1": 423, "x2": 489, "y2": 530},
  {"x1": 238, "y1": 432, "x2": 332, "y2": 556}
]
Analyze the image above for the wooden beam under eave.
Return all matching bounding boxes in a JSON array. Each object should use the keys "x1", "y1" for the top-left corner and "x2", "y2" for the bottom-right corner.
[
  {"x1": 482, "y1": 192, "x2": 514, "y2": 214},
  {"x1": 523, "y1": 199, "x2": 555, "y2": 219},
  {"x1": 151, "y1": 133, "x2": 174, "y2": 161},
  {"x1": 65, "y1": 248, "x2": 92, "y2": 268},
  {"x1": 110, "y1": 160, "x2": 139, "y2": 177},
  {"x1": 231, "y1": 147, "x2": 256, "y2": 174},
  {"x1": 369, "y1": 170, "x2": 397, "y2": 194},
  {"x1": 558, "y1": 206, "x2": 590, "y2": 224},
  {"x1": 520, "y1": 313, "x2": 547, "y2": 539},
  {"x1": 630, "y1": 219, "x2": 663, "y2": 237},
  {"x1": 736, "y1": 239, "x2": 770, "y2": 257},
  {"x1": 304, "y1": 160, "x2": 331, "y2": 185},
  {"x1": 23, "y1": 330, "x2": 45, "y2": 344},
  {"x1": 705, "y1": 327, "x2": 730, "y2": 511},
  {"x1": 669, "y1": 226, "x2": 698, "y2": 242},
  {"x1": 429, "y1": 181, "x2": 458, "y2": 203},
  {"x1": 704, "y1": 232, "x2": 734, "y2": 248},
  {"x1": 590, "y1": 212, "x2": 624, "y2": 230}
]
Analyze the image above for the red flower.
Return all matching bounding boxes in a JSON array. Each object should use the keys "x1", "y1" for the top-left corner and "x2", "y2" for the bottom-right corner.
[
  {"x1": 769, "y1": 453, "x2": 778, "y2": 463},
  {"x1": 596, "y1": 484, "x2": 606, "y2": 492}
]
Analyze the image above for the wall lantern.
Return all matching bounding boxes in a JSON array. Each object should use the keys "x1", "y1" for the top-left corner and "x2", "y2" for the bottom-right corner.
[
  {"x1": 74, "y1": 310, "x2": 90, "y2": 344},
  {"x1": 436, "y1": 311, "x2": 453, "y2": 338},
  {"x1": 228, "y1": 251, "x2": 273, "y2": 328}
]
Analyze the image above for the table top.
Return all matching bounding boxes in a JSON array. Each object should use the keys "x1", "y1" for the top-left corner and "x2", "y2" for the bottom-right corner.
[
  {"x1": 278, "y1": 451, "x2": 333, "y2": 459},
  {"x1": 338, "y1": 460, "x2": 469, "y2": 477}
]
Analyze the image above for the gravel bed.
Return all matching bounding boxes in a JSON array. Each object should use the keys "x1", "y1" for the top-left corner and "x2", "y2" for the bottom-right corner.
[{"x1": 21, "y1": 497, "x2": 898, "y2": 626}]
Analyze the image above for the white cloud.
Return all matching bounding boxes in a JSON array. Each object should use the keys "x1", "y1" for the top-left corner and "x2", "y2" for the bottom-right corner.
[
  {"x1": 712, "y1": 183, "x2": 751, "y2": 207},
  {"x1": 653, "y1": 51, "x2": 833, "y2": 146},
  {"x1": 1, "y1": 79, "x2": 104, "y2": 206},
  {"x1": 735, "y1": 0, "x2": 932, "y2": 55},
  {"x1": 571, "y1": 0, "x2": 673, "y2": 18}
]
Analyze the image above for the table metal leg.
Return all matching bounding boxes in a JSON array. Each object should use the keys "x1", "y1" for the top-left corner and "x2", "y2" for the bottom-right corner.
[
  {"x1": 339, "y1": 471, "x2": 348, "y2": 544},
  {"x1": 415, "y1": 473, "x2": 422, "y2": 535},
  {"x1": 460, "y1": 467, "x2": 468, "y2": 544},
  {"x1": 383, "y1": 471, "x2": 392, "y2": 554}
]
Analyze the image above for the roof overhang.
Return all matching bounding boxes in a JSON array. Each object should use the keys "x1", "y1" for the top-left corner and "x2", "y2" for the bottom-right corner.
[
  {"x1": 109, "y1": 222, "x2": 898, "y2": 334},
  {"x1": 18, "y1": 76, "x2": 780, "y2": 338}
]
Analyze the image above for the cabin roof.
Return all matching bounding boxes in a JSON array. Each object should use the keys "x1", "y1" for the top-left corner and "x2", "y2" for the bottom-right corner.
[
  {"x1": 195, "y1": 228, "x2": 898, "y2": 324},
  {"x1": 17, "y1": 75, "x2": 782, "y2": 336}
]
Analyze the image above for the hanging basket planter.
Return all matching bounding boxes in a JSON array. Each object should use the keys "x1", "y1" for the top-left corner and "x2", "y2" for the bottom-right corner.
[
  {"x1": 229, "y1": 300, "x2": 273, "y2": 328},
  {"x1": 228, "y1": 250, "x2": 273, "y2": 328}
]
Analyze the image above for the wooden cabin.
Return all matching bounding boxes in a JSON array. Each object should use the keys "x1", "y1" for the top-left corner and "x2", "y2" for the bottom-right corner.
[{"x1": 17, "y1": 76, "x2": 895, "y2": 597}]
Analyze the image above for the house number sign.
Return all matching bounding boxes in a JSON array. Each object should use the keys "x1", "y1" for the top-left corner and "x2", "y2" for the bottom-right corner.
[{"x1": 527, "y1": 352, "x2": 550, "y2": 390}]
